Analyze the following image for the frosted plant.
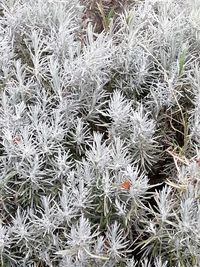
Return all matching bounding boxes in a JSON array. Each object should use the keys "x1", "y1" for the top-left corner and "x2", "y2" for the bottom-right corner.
[
  {"x1": 102, "y1": 91, "x2": 160, "y2": 170},
  {"x1": 56, "y1": 215, "x2": 99, "y2": 261},
  {"x1": 109, "y1": 137, "x2": 131, "y2": 171},
  {"x1": 137, "y1": 158, "x2": 200, "y2": 265},
  {"x1": 105, "y1": 90, "x2": 132, "y2": 137},
  {"x1": 126, "y1": 257, "x2": 138, "y2": 267},
  {"x1": 105, "y1": 221, "x2": 130, "y2": 261},
  {"x1": 139, "y1": 257, "x2": 168, "y2": 267},
  {"x1": 120, "y1": 165, "x2": 150, "y2": 205},
  {"x1": 86, "y1": 132, "x2": 111, "y2": 171},
  {"x1": 128, "y1": 105, "x2": 160, "y2": 170},
  {"x1": 1, "y1": 0, "x2": 200, "y2": 266},
  {"x1": 56, "y1": 185, "x2": 78, "y2": 225}
]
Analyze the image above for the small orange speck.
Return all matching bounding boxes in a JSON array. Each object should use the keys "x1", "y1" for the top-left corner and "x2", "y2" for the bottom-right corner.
[
  {"x1": 121, "y1": 180, "x2": 132, "y2": 190},
  {"x1": 13, "y1": 136, "x2": 21, "y2": 144}
]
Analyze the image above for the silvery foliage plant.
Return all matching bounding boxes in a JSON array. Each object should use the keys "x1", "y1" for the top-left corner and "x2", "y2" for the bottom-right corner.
[{"x1": 0, "y1": 0, "x2": 200, "y2": 266}]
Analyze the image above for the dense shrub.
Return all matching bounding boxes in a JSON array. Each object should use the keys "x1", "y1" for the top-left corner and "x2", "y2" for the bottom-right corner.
[{"x1": 0, "y1": 0, "x2": 200, "y2": 266}]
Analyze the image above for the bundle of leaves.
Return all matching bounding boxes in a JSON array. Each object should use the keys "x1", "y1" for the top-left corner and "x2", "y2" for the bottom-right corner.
[{"x1": 0, "y1": 0, "x2": 200, "y2": 266}]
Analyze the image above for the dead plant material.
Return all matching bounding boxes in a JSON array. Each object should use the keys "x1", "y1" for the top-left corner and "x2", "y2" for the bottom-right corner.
[{"x1": 80, "y1": 0, "x2": 129, "y2": 33}]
